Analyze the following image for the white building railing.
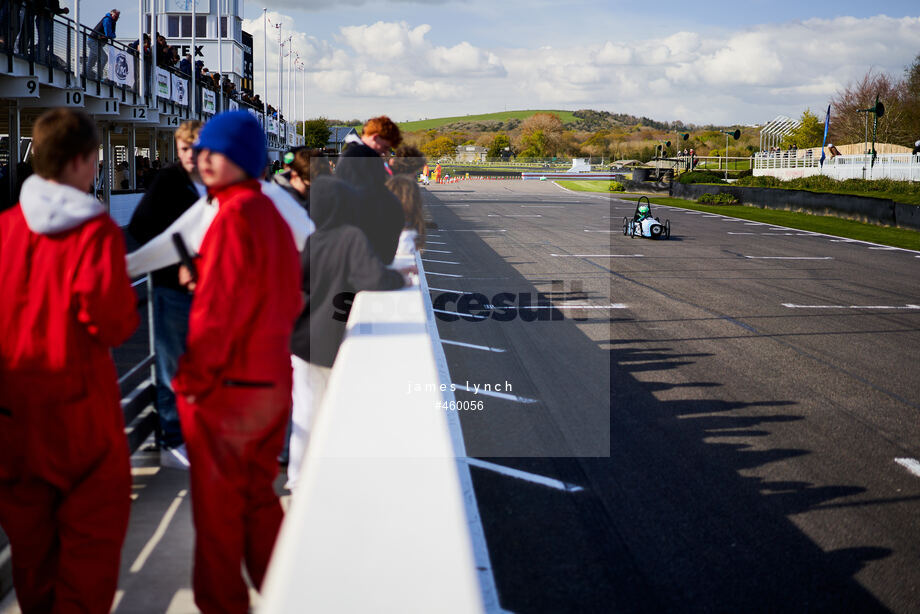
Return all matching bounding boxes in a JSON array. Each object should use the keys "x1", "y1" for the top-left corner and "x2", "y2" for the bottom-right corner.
[{"x1": 753, "y1": 152, "x2": 920, "y2": 182}]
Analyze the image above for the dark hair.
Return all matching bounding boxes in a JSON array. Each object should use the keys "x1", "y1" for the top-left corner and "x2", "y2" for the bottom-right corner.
[
  {"x1": 389, "y1": 145, "x2": 426, "y2": 176},
  {"x1": 385, "y1": 174, "x2": 425, "y2": 249},
  {"x1": 289, "y1": 148, "x2": 330, "y2": 183},
  {"x1": 31, "y1": 109, "x2": 99, "y2": 179}
]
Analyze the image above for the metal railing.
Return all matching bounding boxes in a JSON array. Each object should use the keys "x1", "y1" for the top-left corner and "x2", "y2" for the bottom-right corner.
[
  {"x1": 1, "y1": 1, "x2": 298, "y2": 151},
  {"x1": 120, "y1": 275, "x2": 159, "y2": 454}
]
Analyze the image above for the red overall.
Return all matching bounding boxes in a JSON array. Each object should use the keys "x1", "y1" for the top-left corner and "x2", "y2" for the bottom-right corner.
[
  {"x1": 0, "y1": 203, "x2": 138, "y2": 613},
  {"x1": 173, "y1": 180, "x2": 302, "y2": 614}
]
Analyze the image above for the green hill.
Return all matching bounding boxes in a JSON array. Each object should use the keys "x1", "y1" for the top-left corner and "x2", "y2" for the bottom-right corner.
[{"x1": 398, "y1": 110, "x2": 580, "y2": 132}]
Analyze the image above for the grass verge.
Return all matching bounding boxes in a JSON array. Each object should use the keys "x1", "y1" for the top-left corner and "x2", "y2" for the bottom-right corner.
[
  {"x1": 556, "y1": 180, "x2": 627, "y2": 192},
  {"x1": 555, "y1": 182, "x2": 920, "y2": 251}
]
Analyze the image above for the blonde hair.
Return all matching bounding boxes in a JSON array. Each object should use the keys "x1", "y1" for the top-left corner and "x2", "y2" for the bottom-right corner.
[{"x1": 175, "y1": 120, "x2": 203, "y2": 145}]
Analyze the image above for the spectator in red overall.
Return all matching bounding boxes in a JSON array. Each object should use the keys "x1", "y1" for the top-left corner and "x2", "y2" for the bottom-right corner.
[
  {"x1": 0, "y1": 108, "x2": 138, "y2": 613},
  {"x1": 172, "y1": 110, "x2": 302, "y2": 614}
]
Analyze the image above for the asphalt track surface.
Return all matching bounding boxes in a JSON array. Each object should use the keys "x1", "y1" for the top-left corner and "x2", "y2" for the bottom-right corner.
[{"x1": 421, "y1": 180, "x2": 920, "y2": 614}]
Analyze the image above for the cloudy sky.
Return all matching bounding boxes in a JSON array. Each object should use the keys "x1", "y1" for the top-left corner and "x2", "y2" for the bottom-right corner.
[{"x1": 84, "y1": 0, "x2": 919, "y2": 125}]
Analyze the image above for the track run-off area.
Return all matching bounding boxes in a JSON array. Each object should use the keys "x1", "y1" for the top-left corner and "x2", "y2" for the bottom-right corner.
[{"x1": 421, "y1": 179, "x2": 920, "y2": 613}]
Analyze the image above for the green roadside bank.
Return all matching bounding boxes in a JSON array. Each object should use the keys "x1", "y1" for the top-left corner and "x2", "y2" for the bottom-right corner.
[{"x1": 555, "y1": 180, "x2": 920, "y2": 251}]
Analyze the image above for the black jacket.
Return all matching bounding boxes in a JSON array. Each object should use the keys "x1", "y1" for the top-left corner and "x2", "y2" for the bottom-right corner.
[
  {"x1": 128, "y1": 164, "x2": 201, "y2": 291},
  {"x1": 291, "y1": 176, "x2": 404, "y2": 367},
  {"x1": 334, "y1": 141, "x2": 404, "y2": 264}
]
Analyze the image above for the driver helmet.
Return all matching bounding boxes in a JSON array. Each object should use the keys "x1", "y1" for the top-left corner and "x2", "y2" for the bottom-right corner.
[{"x1": 638, "y1": 204, "x2": 649, "y2": 215}]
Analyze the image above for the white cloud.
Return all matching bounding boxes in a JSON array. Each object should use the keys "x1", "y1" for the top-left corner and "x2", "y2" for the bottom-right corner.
[{"x1": 243, "y1": 12, "x2": 920, "y2": 125}]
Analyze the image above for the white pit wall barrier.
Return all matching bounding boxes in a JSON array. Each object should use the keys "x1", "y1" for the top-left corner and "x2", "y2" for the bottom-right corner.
[{"x1": 258, "y1": 253, "x2": 486, "y2": 614}]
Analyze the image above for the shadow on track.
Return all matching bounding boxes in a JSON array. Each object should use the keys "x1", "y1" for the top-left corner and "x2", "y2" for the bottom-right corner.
[{"x1": 423, "y1": 187, "x2": 891, "y2": 613}]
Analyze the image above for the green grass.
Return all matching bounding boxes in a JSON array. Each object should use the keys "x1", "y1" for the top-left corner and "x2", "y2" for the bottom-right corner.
[
  {"x1": 557, "y1": 180, "x2": 629, "y2": 192},
  {"x1": 693, "y1": 159, "x2": 752, "y2": 171},
  {"x1": 398, "y1": 110, "x2": 580, "y2": 132},
  {"x1": 555, "y1": 181, "x2": 920, "y2": 250}
]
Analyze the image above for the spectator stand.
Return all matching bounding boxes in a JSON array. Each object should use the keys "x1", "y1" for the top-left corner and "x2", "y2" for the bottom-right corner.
[{"x1": 1, "y1": 1, "x2": 299, "y2": 210}]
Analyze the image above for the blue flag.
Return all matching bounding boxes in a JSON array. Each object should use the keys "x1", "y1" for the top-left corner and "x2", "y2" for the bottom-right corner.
[{"x1": 820, "y1": 104, "x2": 830, "y2": 166}]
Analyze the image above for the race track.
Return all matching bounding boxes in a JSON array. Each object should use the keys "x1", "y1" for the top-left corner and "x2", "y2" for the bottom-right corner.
[{"x1": 421, "y1": 180, "x2": 920, "y2": 613}]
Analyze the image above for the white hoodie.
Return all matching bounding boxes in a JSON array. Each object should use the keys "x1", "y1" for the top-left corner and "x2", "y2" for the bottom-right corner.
[
  {"x1": 19, "y1": 175, "x2": 105, "y2": 235},
  {"x1": 126, "y1": 179, "x2": 314, "y2": 277}
]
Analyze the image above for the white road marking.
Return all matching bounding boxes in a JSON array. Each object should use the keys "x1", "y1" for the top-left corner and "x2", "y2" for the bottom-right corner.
[
  {"x1": 895, "y1": 458, "x2": 920, "y2": 478},
  {"x1": 427, "y1": 286, "x2": 467, "y2": 293},
  {"x1": 454, "y1": 383, "x2": 538, "y2": 403},
  {"x1": 868, "y1": 246, "x2": 900, "y2": 250},
  {"x1": 427, "y1": 271, "x2": 464, "y2": 278},
  {"x1": 483, "y1": 304, "x2": 627, "y2": 310},
  {"x1": 521, "y1": 205, "x2": 563, "y2": 208},
  {"x1": 422, "y1": 258, "x2": 461, "y2": 265},
  {"x1": 130, "y1": 489, "x2": 188, "y2": 573},
  {"x1": 782, "y1": 303, "x2": 920, "y2": 310},
  {"x1": 551, "y1": 253, "x2": 644, "y2": 258},
  {"x1": 427, "y1": 241, "x2": 447, "y2": 245},
  {"x1": 433, "y1": 308, "x2": 488, "y2": 319},
  {"x1": 727, "y1": 232, "x2": 756, "y2": 235},
  {"x1": 441, "y1": 339, "x2": 506, "y2": 353},
  {"x1": 428, "y1": 234, "x2": 441, "y2": 237},
  {"x1": 744, "y1": 256, "x2": 833, "y2": 260},
  {"x1": 744, "y1": 222, "x2": 765, "y2": 225},
  {"x1": 423, "y1": 249, "x2": 452, "y2": 254},
  {"x1": 463, "y1": 458, "x2": 584, "y2": 492}
]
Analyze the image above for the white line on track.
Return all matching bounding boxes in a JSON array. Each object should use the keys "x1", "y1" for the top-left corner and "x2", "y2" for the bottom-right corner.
[
  {"x1": 422, "y1": 258, "x2": 461, "y2": 265},
  {"x1": 462, "y1": 458, "x2": 584, "y2": 492},
  {"x1": 744, "y1": 256, "x2": 833, "y2": 260},
  {"x1": 521, "y1": 205, "x2": 563, "y2": 208},
  {"x1": 426, "y1": 271, "x2": 464, "y2": 278},
  {"x1": 782, "y1": 303, "x2": 920, "y2": 310},
  {"x1": 727, "y1": 232, "x2": 756, "y2": 235},
  {"x1": 433, "y1": 308, "x2": 488, "y2": 319},
  {"x1": 441, "y1": 339, "x2": 506, "y2": 353},
  {"x1": 453, "y1": 383, "x2": 538, "y2": 403},
  {"x1": 427, "y1": 241, "x2": 447, "y2": 245},
  {"x1": 427, "y1": 286, "x2": 467, "y2": 293},
  {"x1": 428, "y1": 234, "x2": 441, "y2": 237},
  {"x1": 869, "y1": 246, "x2": 900, "y2": 250},
  {"x1": 483, "y1": 304, "x2": 627, "y2": 310},
  {"x1": 130, "y1": 489, "x2": 188, "y2": 572},
  {"x1": 551, "y1": 253, "x2": 643, "y2": 258},
  {"x1": 422, "y1": 249, "x2": 452, "y2": 254},
  {"x1": 895, "y1": 458, "x2": 920, "y2": 478}
]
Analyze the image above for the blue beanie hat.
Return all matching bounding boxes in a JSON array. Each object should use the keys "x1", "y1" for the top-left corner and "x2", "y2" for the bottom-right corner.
[{"x1": 195, "y1": 111, "x2": 267, "y2": 179}]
